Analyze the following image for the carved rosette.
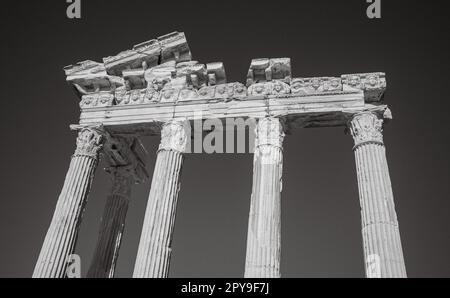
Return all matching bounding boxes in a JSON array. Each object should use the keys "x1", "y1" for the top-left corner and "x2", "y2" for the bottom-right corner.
[
  {"x1": 158, "y1": 121, "x2": 189, "y2": 153},
  {"x1": 255, "y1": 118, "x2": 285, "y2": 149},
  {"x1": 73, "y1": 128, "x2": 104, "y2": 158},
  {"x1": 349, "y1": 112, "x2": 384, "y2": 149}
]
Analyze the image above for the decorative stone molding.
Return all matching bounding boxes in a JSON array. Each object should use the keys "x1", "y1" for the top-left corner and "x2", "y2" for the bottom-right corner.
[
  {"x1": 159, "y1": 121, "x2": 189, "y2": 153},
  {"x1": 291, "y1": 77, "x2": 342, "y2": 95},
  {"x1": 248, "y1": 81, "x2": 290, "y2": 96},
  {"x1": 80, "y1": 92, "x2": 115, "y2": 109},
  {"x1": 74, "y1": 127, "x2": 104, "y2": 157},
  {"x1": 349, "y1": 112, "x2": 384, "y2": 149},
  {"x1": 342, "y1": 72, "x2": 386, "y2": 102},
  {"x1": 64, "y1": 32, "x2": 388, "y2": 109}
]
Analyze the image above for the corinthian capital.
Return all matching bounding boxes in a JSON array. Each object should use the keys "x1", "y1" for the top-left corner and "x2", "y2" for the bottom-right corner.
[
  {"x1": 159, "y1": 120, "x2": 190, "y2": 153},
  {"x1": 74, "y1": 127, "x2": 104, "y2": 157},
  {"x1": 255, "y1": 118, "x2": 285, "y2": 149},
  {"x1": 349, "y1": 112, "x2": 384, "y2": 148}
]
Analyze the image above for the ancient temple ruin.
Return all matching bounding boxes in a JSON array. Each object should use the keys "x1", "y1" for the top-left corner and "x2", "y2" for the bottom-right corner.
[{"x1": 33, "y1": 32, "x2": 406, "y2": 278}]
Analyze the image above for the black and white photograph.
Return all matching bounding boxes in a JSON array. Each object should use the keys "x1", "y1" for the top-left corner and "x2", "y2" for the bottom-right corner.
[{"x1": 0, "y1": 0, "x2": 449, "y2": 286}]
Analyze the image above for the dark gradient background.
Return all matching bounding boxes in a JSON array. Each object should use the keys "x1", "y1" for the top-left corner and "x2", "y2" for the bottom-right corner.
[{"x1": 0, "y1": 0, "x2": 449, "y2": 278}]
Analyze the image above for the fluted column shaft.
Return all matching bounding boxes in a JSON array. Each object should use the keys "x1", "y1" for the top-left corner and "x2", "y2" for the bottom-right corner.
[
  {"x1": 33, "y1": 127, "x2": 103, "y2": 278},
  {"x1": 87, "y1": 166, "x2": 133, "y2": 278},
  {"x1": 245, "y1": 117, "x2": 284, "y2": 278},
  {"x1": 350, "y1": 112, "x2": 406, "y2": 278},
  {"x1": 133, "y1": 120, "x2": 189, "y2": 278}
]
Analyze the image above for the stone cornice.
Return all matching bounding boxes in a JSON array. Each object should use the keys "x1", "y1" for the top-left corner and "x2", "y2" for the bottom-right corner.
[
  {"x1": 64, "y1": 32, "x2": 386, "y2": 108},
  {"x1": 102, "y1": 31, "x2": 191, "y2": 77},
  {"x1": 65, "y1": 31, "x2": 390, "y2": 134}
]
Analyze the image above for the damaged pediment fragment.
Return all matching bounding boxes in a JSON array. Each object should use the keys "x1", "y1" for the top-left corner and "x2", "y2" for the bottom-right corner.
[
  {"x1": 64, "y1": 60, "x2": 124, "y2": 99},
  {"x1": 102, "y1": 32, "x2": 191, "y2": 77},
  {"x1": 246, "y1": 58, "x2": 291, "y2": 86}
]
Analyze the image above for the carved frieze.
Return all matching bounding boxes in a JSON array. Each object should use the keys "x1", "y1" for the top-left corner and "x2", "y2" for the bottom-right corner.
[
  {"x1": 342, "y1": 72, "x2": 386, "y2": 102},
  {"x1": 290, "y1": 77, "x2": 342, "y2": 95},
  {"x1": 80, "y1": 92, "x2": 114, "y2": 109},
  {"x1": 248, "y1": 81, "x2": 290, "y2": 96},
  {"x1": 159, "y1": 88, "x2": 180, "y2": 103},
  {"x1": 178, "y1": 88, "x2": 199, "y2": 102},
  {"x1": 248, "y1": 82, "x2": 272, "y2": 96},
  {"x1": 114, "y1": 87, "x2": 150, "y2": 105},
  {"x1": 233, "y1": 82, "x2": 248, "y2": 99},
  {"x1": 215, "y1": 83, "x2": 236, "y2": 99},
  {"x1": 271, "y1": 81, "x2": 291, "y2": 96},
  {"x1": 65, "y1": 32, "x2": 388, "y2": 112},
  {"x1": 198, "y1": 86, "x2": 216, "y2": 99}
]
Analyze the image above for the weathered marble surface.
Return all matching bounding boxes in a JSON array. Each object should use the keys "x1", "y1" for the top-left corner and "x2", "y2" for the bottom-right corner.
[
  {"x1": 64, "y1": 32, "x2": 386, "y2": 118},
  {"x1": 245, "y1": 118, "x2": 284, "y2": 278},
  {"x1": 33, "y1": 128, "x2": 104, "y2": 278},
  {"x1": 33, "y1": 31, "x2": 402, "y2": 279},
  {"x1": 65, "y1": 37, "x2": 387, "y2": 136},
  {"x1": 349, "y1": 112, "x2": 406, "y2": 278},
  {"x1": 133, "y1": 121, "x2": 189, "y2": 278}
]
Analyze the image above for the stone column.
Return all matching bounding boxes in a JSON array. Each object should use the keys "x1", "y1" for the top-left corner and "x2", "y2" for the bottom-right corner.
[
  {"x1": 245, "y1": 117, "x2": 284, "y2": 278},
  {"x1": 349, "y1": 111, "x2": 407, "y2": 278},
  {"x1": 87, "y1": 166, "x2": 133, "y2": 278},
  {"x1": 33, "y1": 127, "x2": 104, "y2": 278},
  {"x1": 133, "y1": 120, "x2": 189, "y2": 278}
]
